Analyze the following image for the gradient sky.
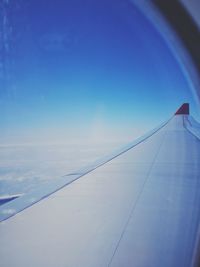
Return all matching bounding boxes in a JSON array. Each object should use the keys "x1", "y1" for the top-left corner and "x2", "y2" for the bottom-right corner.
[{"x1": 0, "y1": 0, "x2": 197, "y2": 145}]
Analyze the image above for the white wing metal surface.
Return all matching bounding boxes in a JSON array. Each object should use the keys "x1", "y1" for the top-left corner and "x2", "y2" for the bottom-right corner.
[{"x1": 0, "y1": 104, "x2": 200, "y2": 267}]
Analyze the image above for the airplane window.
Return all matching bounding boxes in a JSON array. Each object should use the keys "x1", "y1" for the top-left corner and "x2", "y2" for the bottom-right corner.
[{"x1": 0, "y1": 0, "x2": 198, "y2": 194}]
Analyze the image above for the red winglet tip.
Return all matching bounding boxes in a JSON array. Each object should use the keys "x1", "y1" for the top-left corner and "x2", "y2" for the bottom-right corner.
[{"x1": 175, "y1": 103, "x2": 189, "y2": 115}]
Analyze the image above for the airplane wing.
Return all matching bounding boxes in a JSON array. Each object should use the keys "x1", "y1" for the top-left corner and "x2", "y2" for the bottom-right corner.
[{"x1": 0, "y1": 103, "x2": 200, "y2": 267}]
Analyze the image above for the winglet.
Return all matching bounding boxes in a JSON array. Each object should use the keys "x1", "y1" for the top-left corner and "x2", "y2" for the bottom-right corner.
[{"x1": 175, "y1": 103, "x2": 189, "y2": 115}]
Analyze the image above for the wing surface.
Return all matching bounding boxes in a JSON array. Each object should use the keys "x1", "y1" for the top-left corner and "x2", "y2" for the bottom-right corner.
[{"x1": 0, "y1": 104, "x2": 200, "y2": 267}]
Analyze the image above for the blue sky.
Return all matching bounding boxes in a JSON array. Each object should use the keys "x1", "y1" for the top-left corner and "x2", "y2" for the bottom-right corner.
[{"x1": 0, "y1": 0, "x2": 197, "y2": 145}]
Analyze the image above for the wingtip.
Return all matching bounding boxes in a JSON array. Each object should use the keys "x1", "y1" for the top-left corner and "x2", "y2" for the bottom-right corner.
[{"x1": 175, "y1": 103, "x2": 189, "y2": 115}]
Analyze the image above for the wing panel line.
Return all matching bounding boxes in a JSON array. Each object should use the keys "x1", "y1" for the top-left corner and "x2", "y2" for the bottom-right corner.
[{"x1": 108, "y1": 129, "x2": 167, "y2": 267}]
